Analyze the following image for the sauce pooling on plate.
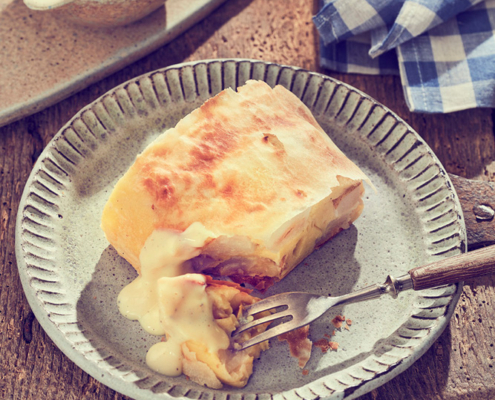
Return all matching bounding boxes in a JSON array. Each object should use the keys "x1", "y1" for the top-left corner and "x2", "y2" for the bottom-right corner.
[
  {"x1": 117, "y1": 222, "x2": 229, "y2": 375},
  {"x1": 145, "y1": 274, "x2": 230, "y2": 376}
]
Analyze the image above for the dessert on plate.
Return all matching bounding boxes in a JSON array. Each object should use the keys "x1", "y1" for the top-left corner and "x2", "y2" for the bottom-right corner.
[
  {"x1": 101, "y1": 79, "x2": 370, "y2": 388},
  {"x1": 102, "y1": 80, "x2": 370, "y2": 289}
]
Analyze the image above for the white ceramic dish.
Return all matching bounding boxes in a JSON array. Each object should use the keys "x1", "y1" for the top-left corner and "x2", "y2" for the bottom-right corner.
[{"x1": 15, "y1": 59, "x2": 466, "y2": 400}]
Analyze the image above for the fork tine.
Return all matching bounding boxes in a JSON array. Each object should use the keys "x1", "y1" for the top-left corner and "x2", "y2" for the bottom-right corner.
[
  {"x1": 234, "y1": 309, "x2": 292, "y2": 336},
  {"x1": 242, "y1": 293, "x2": 293, "y2": 315},
  {"x1": 236, "y1": 320, "x2": 299, "y2": 350}
]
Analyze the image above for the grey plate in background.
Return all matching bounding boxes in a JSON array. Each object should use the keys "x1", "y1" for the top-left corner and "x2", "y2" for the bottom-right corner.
[
  {"x1": 0, "y1": 0, "x2": 227, "y2": 128},
  {"x1": 15, "y1": 59, "x2": 466, "y2": 400}
]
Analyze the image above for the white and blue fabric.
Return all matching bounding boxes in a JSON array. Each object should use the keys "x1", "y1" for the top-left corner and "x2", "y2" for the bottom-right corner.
[{"x1": 313, "y1": 0, "x2": 495, "y2": 113}]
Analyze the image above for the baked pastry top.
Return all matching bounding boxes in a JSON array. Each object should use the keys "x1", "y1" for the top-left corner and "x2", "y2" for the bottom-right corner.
[{"x1": 101, "y1": 80, "x2": 370, "y2": 290}]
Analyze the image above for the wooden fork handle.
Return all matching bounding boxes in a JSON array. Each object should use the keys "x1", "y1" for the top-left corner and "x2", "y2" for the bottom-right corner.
[{"x1": 408, "y1": 245, "x2": 495, "y2": 290}]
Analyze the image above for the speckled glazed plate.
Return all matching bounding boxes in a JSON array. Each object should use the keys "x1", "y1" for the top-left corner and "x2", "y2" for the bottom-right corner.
[{"x1": 15, "y1": 60, "x2": 466, "y2": 400}]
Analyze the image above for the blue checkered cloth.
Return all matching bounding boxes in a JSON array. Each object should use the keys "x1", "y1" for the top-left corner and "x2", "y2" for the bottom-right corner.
[{"x1": 313, "y1": 0, "x2": 495, "y2": 113}]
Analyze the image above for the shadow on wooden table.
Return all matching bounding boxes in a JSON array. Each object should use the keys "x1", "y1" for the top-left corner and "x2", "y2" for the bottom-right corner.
[
  {"x1": 25, "y1": 0, "x2": 257, "y2": 141},
  {"x1": 360, "y1": 325, "x2": 453, "y2": 400},
  {"x1": 81, "y1": 0, "x2": 258, "y2": 99},
  {"x1": 360, "y1": 273, "x2": 495, "y2": 400}
]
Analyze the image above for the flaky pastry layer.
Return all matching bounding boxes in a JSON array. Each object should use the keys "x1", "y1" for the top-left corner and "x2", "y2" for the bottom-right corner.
[{"x1": 101, "y1": 80, "x2": 370, "y2": 286}]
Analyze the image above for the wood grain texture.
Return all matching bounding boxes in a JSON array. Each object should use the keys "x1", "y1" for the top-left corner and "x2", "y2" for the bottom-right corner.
[
  {"x1": 409, "y1": 246, "x2": 495, "y2": 291},
  {"x1": 449, "y1": 174, "x2": 495, "y2": 250},
  {"x1": 2, "y1": 0, "x2": 495, "y2": 399}
]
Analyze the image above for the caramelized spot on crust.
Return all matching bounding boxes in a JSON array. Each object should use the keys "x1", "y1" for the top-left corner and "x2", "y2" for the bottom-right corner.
[
  {"x1": 187, "y1": 127, "x2": 238, "y2": 171},
  {"x1": 252, "y1": 115, "x2": 271, "y2": 132},
  {"x1": 245, "y1": 203, "x2": 267, "y2": 213},
  {"x1": 273, "y1": 114, "x2": 296, "y2": 128},
  {"x1": 201, "y1": 91, "x2": 229, "y2": 118},
  {"x1": 142, "y1": 174, "x2": 177, "y2": 207},
  {"x1": 198, "y1": 173, "x2": 216, "y2": 191},
  {"x1": 150, "y1": 146, "x2": 171, "y2": 159},
  {"x1": 221, "y1": 182, "x2": 234, "y2": 197},
  {"x1": 261, "y1": 133, "x2": 285, "y2": 153}
]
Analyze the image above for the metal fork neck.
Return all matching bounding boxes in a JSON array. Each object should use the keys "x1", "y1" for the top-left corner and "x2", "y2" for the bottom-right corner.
[
  {"x1": 333, "y1": 274, "x2": 413, "y2": 306},
  {"x1": 386, "y1": 274, "x2": 414, "y2": 296}
]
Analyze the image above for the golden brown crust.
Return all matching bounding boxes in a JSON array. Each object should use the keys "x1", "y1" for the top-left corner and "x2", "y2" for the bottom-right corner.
[{"x1": 101, "y1": 81, "x2": 369, "y2": 275}]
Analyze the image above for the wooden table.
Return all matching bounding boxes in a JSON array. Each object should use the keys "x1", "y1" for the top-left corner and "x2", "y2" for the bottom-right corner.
[{"x1": 2, "y1": 0, "x2": 495, "y2": 399}]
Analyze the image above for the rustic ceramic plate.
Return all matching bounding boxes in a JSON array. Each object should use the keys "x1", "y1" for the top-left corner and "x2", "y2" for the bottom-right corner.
[{"x1": 15, "y1": 59, "x2": 466, "y2": 400}]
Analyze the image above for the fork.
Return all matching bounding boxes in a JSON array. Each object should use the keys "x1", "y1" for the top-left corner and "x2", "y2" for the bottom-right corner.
[{"x1": 232, "y1": 245, "x2": 495, "y2": 350}]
